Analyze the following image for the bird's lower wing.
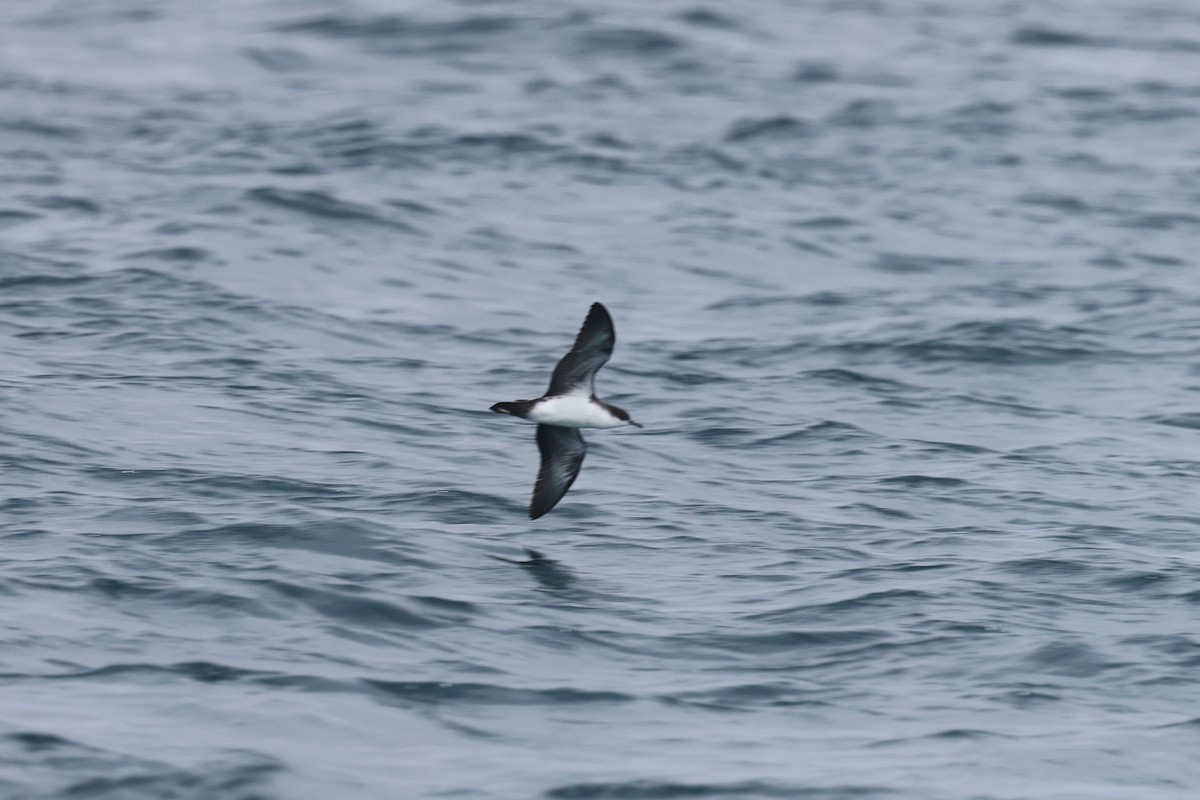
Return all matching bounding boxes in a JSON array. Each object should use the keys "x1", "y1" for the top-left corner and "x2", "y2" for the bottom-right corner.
[{"x1": 531, "y1": 425, "x2": 587, "y2": 519}]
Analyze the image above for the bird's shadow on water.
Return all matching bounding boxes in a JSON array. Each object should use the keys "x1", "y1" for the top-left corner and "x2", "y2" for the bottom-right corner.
[{"x1": 491, "y1": 548, "x2": 578, "y2": 593}]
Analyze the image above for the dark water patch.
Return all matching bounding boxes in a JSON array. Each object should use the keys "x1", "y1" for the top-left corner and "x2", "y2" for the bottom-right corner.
[
  {"x1": 0, "y1": 113, "x2": 84, "y2": 140},
  {"x1": 725, "y1": 115, "x2": 812, "y2": 143},
  {"x1": 837, "y1": 560, "x2": 956, "y2": 579},
  {"x1": 792, "y1": 61, "x2": 840, "y2": 82},
  {"x1": 59, "y1": 758, "x2": 278, "y2": 800},
  {"x1": 747, "y1": 590, "x2": 934, "y2": 624},
  {"x1": 0, "y1": 209, "x2": 40, "y2": 226},
  {"x1": 879, "y1": 320, "x2": 1109, "y2": 365},
  {"x1": 174, "y1": 519, "x2": 433, "y2": 569},
  {"x1": 1116, "y1": 212, "x2": 1200, "y2": 230},
  {"x1": 122, "y1": 245, "x2": 211, "y2": 263},
  {"x1": 1104, "y1": 571, "x2": 1173, "y2": 592},
  {"x1": 366, "y1": 680, "x2": 632, "y2": 706},
  {"x1": 804, "y1": 368, "x2": 912, "y2": 393},
  {"x1": 677, "y1": 8, "x2": 742, "y2": 30},
  {"x1": 499, "y1": 548, "x2": 579, "y2": 593},
  {"x1": 1157, "y1": 717, "x2": 1200, "y2": 729},
  {"x1": 1013, "y1": 26, "x2": 1200, "y2": 54},
  {"x1": 841, "y1": 503, "x2": 916, "y2": 520},
  {"x1": 185, "y1": 474, "x2": 359, "y2": 500},
  {"x1": 0, "y1": 732, "x2": 278, "y2": 800},
  {"x1": 828, "y1": 99, "x2": 897, "y2": 128},
  {"x1": 944, "y1": 101, "x2": 1015, "y2": 137},
  {"x1": 623, "y1": 367, "x2": 728, "y2": 386},
  {"x1": 908, "y1": 439, "x2": 994, "y2": 455},
  {"x1": 0, "y1": 248, "x2": 85, "y2": 277},
  {"x1": 877, "y1": 475, "x2": 969, "y2": 489},
  {"x1": 259, "y1": 580, "x2": 450, "y2": 630},
  {"x1": 278, "y1": 12, "x2": 526, "y2": 56},
  {"x1": 992, "y1": 685, "x2": 1063, "y2": 708},
  {"x1": 1023, "y1": 641, "x2": 1122, "y2": 678},
  {"x1": 879, "y1": 729, "x2": 1013, "y2": 748},
  {"x1": 14, "y1": 660, "x2": 268, "y2": 684},
  {"x1": 244, "y1": 46, "x2": 310, "y2": 72},
  {"x1": 0, "y1": 272, "x2": 96, "y2": 292},
  {"x1": 673, "y1": 629, "x2": 889, "y2": 656},
  {"x1": 789, "y1": 215, "x2": 858, "y2": 229},
  {"x1": 383, "y1": 197, "x2": 439, "y2": 215},
  {"x1": 545, "y1": 780, "x2": 891, "y2": 799},
  {"x1": 1053, "y1": 86, "x2": 1117, "y2": 102},
  {"x1": 6, "y1": 732, "x2": 74, "y2": 752},
  {"x1": 1017, "y1": 192, "x2": 1092, "y2": 213},
  {"x1": 1000, "y1": 558, "x2": 1091, "y2": 577},
  {"x1": 790, "y1": 235, "x2": 836, "y2": 255},
  {"x1": 575, "y1": 27, "x2": 685, "y2": 58},
  {"x1": 410, "y1": 487, "x2": 522, "y2": 523},
  {"x1": 296, "y1": 116, "x2": 427, "y2": 170},
  {"x1": 872, "y1": 252, "x2": 970, "y2": 274},
  {"x1": 246, "y1": 186, "x2": 416, "y2": 230},
  {"x1": 686, "y1": 426, "x2": 757, "y2": 447},
  {"x1": 755, "y1": 421, "x2": 875, "y2": 447},
  {"x1": 23, "y1": 194, "x2": 101, "y2": 213},
  {"x1": 664, "y1": 681, "x2": 828, "y2": 710},
  {"x1": 1011, "y1": 25, "x2": 1097, "y2": 47},
  {"x1": 452, "y1": 132, "x2": 561, "y2": 158},
  {"x1": 1146, "y1": 459, "x2": 1200, "y2": 477},
  {"x1": 341, "y1": 126, "x2": 624, "y2": 173},
  {"x1": 708, "y1": 290, "x2": 874, "y2": 310},
  {"x1": 86, "y1": 577, "x2": 283, "y2": 619},
  {"x1": 90, "y1": 506, "x2": 209, "y2": 535},
  {"x1": 1144, "y1": 413, "x2": 1200, "y2": 430},
  {"x1": 1120, "y1": 634, "x2": 1200, "y2": 667}
]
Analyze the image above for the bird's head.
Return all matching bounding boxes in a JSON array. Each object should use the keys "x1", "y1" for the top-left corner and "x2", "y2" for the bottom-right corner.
[{"x1": 609, "y1": 404, "x2": 643, "y2": 429}]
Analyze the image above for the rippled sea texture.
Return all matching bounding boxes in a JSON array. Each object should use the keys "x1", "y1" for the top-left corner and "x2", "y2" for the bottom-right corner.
[{"x1": 4, "y1": 0, "x2": 1200, "y2": 798}]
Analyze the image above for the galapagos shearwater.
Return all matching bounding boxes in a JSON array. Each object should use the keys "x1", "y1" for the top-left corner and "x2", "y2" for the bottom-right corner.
[{"x1": 491, "y1": 302, "x2": 641, "y2": 519}]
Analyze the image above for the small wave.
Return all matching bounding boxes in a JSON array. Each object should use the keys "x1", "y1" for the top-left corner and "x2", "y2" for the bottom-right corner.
[
  {"x1": 1022, "y1": 640, "x2": 1120, "y2": 678},
  {"x1": 278, "y1": 12, "x2": 526, "y2": 56},
  {"x1": 754, "y1": 421, "x2": 874, "y2": 446},
  {"x1": 805, "y1": 368, "x2": 911, "y2": 393},
  {"x1": 792, "y1": 61, "x2": 840, "y2": 82},
  {"x1": 121, "y1": 245, "x2": 210, "y2": 263},
  {"x1": 1011, "y1": 26, "x2": 1097, "y2": 47},
  {"x1": 828, "y1": 98, "x2": 898, "y2": 128},
  {"x1": 844, "y1": 319, "x2": 1110, "y2": 365},
  {"x1": 999, "y1": 558, "x2": 1091, "y2": 577},
  {"x1": 664, "y1": 681, "x2": 827, "y2": 710},
  {"x1": 1145, "y1": 414, "x2": 1200, "y2": 430},
  {"x1": 747, "y1": 590, "x2": 935, "y2": 624},
  {"x1": 724, "y1": 116, "x2": 812, "y2": 143},
  {"x1": 575, "y1": 27, "x2": 685, "y2": 58},
  {"x1": 0, "y1": 731, "x2": 279, "y2": 798},
  {"x1": 545, "y1": 780, "x2": 890, "y2": 799},
  {"x1": 671, "y1": 629, "x2": 889, "y2": 656},
  {"x1": 365, "y1": 680, "x2": 632, "y2": 706},
  {"x1": 261, "y1": 581, "x2": 452, "y2": 630},
  {"x1": 246, "y1": 186, "x2": 418, "y2": 230},
  {"x1": 677, "y1": 9, "x2": 742, "y2": 30},
  {"x1": 877, "y1": 475, "x2": 969, "y2": 488}
]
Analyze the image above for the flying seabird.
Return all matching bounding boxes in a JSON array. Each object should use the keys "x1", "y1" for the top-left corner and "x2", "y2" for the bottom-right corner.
[{"x1": 491, "y1": 302, "x2": 641, "y2": 519}]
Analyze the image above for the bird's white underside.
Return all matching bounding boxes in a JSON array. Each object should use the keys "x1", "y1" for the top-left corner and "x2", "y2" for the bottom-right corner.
[{"x1": 525, "y1": 395, "x2": 627, "y2": 429}]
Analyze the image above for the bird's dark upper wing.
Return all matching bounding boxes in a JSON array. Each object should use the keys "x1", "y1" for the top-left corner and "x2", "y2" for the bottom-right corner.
[
  {"x1": 546, "y1": 302, "x2": 615, "y2": 397},
  {"x1": 530, "y1": 424, "x2": 587, "y2": 519}
]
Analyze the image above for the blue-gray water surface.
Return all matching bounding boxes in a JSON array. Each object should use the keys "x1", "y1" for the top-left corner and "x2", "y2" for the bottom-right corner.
[{"x1": 3, "y1": 1, "x2": 1200, "y2": 798}]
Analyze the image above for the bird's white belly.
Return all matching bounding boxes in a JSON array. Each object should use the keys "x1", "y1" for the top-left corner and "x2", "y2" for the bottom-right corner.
[{"x1": 526, "y1": 395, "x2": 624, "y2": 429}]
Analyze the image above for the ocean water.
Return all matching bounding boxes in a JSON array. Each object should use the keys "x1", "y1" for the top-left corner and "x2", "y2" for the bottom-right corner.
[{"x1": 3, "y1": 0, "x2": 1200, "y2": 797}]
